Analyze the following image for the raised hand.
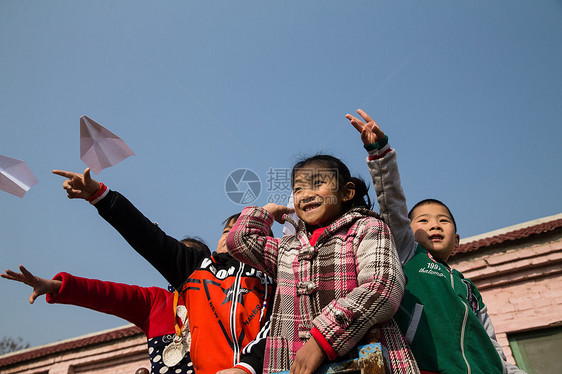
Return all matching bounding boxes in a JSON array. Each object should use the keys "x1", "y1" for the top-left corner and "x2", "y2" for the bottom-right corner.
[
  {"x1": 1, "y1": 265, "x2": 61, "y2": 304},
  {"x1": 52, "y1": 168, "x2": 100, "y2": 199},
  {"x1": 262, "y1": 203, "x2": 295, "y2": 224},
  {"x1": 345, "y1": 109, "x2": 385, "y2": 146}
]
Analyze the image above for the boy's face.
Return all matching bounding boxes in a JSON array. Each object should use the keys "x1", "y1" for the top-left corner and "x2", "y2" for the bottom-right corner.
[
  {"x1": 409, "y1": 203, "x2": 459, "y2": 262},
  {"x1": 216, "y1": 219, "x2": 235, "y2": 254}
]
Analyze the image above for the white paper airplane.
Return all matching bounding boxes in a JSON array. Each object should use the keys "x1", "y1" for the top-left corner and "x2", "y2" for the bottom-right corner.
[
  {"x1": 0, "y1": 155, "x2": 39, "y2": 198},
  {"x1": 80, "y1": 115, "x2": 135, "y2": 175}
]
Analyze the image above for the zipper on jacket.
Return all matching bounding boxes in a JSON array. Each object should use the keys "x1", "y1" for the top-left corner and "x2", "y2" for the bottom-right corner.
[
  {"x1": 259, "y1": 273, "x2": 270, "y2": 322},
  {"x1": 449, "y1": 267, "x2": 472, "y2": 374},
  {"x1": 230, "y1": 263, "x2": 245, "y2": 365},
  {"x1": 460, "y1": 301, "x2": 471, "y2": 374},
  {"x1": 448, "y1": 266, "x2": 454, "y2": 289}
]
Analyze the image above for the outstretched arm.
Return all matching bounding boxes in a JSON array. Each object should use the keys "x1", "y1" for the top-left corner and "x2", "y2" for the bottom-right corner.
[
  {"x1": 2, "y1": 265, "x2": 61, "y2": 304},
  {"x1": 346, "y1": 109, "x2": 416, "y2": 264},
  {"x1": 52, "y1": 169, "x2": 204, "y2": 290},
  {"x1": 3, "y1": 266, "x2": 171, "y2": 335}
]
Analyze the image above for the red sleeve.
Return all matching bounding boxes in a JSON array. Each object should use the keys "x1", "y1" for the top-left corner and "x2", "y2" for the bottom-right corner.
[{"x1": 46, "y1": 272, "x2": 175, "y2": 338}]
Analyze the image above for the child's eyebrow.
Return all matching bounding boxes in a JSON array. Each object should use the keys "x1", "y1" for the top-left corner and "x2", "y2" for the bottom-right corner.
[
  {"x1": 293, "y1": 175, "x2": 313, "y2": 184},
  {"x1": 413, "y1": 213, "x2": 452, "y2": 220},
  {"x1": 294, "y1": 172, "x2": 328, "y2": 183}
]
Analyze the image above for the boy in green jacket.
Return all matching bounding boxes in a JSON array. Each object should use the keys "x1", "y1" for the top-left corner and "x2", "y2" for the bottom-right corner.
[{"x1": 346, "y1": 109, "x2": 526, "y2": 374}]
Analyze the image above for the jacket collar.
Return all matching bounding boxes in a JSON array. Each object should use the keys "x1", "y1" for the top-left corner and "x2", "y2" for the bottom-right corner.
[{"x1": 293, "y1": 208, "x2": 380, "y2": 260}]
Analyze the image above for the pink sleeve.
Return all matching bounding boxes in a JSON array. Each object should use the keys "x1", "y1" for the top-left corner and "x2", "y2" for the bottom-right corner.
[{"x1": 226, "y1": 206, "x2": 280, "y2": 278}]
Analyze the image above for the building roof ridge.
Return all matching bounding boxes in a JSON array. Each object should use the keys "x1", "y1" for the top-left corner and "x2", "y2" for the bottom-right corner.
[
  {"x1": 0, "y1": 324, "x2": 142, "y2": 366},
  {"x1": 453, "y1": 213, "x2": 562, "y2": 256}
]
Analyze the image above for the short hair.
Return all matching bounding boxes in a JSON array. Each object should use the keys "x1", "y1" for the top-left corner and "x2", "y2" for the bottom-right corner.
[
  {"x1": 180, "y1": 236, "x2": 211, "y2": 255},
  {"x1": 223, "y1": 211, "x2": 274, "y2": 236},
  {"x1": 408, "y1": 198, "x2": 457, "y2": 233}
]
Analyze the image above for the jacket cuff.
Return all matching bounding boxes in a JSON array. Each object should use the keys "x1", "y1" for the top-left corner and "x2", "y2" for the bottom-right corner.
[
  {"x1": 87, "y1": 183, "x2": 108, "y2": 204},
  {"x1": 311, "y1": 327, "x2": 338, "y2": 361},
  {"x1": 234, "y1": 363, "x2": 255, "y2": 374},
  {"x1": 45, "y1": 272, "x2": 67, "y2": 303},
  {"x1": 367, "y1": 143, "x2": 391, "y2": 160},
  {"x1": 363, "y1": 135, "x2": 388, "y2": 151},
  {"x1": 243, "y1": 206, "x2": 276, "y2": 227}
]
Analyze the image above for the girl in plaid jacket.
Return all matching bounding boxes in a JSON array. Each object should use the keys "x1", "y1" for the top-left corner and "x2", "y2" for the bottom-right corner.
[{"x1": 227, "y1": 155, "x2": 419, "y2": 374}]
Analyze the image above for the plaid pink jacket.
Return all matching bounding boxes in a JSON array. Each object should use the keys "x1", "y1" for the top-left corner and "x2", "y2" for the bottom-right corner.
[{"x1": 227, "y1": 206, "x2": 419, "y2": 373}]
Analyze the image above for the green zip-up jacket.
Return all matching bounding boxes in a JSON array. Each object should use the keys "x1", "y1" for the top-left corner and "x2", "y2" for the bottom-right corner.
[
  {"x1": 396, "y1": 244, "x2": 502, "y2": 373},
  {"x1": 366, "y1": 145, "x2": 526, "y2": 374}
]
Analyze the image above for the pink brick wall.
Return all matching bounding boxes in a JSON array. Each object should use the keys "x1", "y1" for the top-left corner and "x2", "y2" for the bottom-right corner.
[
  {"x1": 480, "y1": 272, "x2": 562, "y2": 362},
  {"x1": 0, "y1": 331, "x2": 150, "y2": 374},
  {"x1": 450, "y1": 236, "x2": 562, "y2": 364}
]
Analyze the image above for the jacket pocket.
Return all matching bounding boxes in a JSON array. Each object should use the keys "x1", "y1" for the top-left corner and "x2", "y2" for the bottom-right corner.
[{"x1": 265, "y1": 336, "x2": 290, "y2": 373}]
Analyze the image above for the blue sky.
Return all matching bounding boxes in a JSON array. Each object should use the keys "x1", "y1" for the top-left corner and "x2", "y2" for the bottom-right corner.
[{"x1": 1, "y1": 1, "x2": 561, "y2": 348}]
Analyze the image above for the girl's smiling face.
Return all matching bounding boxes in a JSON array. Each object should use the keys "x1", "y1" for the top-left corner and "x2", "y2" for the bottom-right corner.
[{"x1": 292, "y1": 163, "x2": 354, "y2": 228}]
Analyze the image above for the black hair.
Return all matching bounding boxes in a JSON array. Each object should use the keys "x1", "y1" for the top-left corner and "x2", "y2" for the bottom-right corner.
[
  {"x1": 222, "y1": 211, "x2": 274, "y2": 236},
  {"x1": 180, "y1": 236, "x2": 211, "y2": 255},
  {"x1": 408, "y1": 198, "x2": 457, "y2": 233},
  {"x1": 291, "y1": 154, "x2": 372, "y2": 212},
  {"x1": 222, "y1": 213, "x2": 241, "y2": 227}
]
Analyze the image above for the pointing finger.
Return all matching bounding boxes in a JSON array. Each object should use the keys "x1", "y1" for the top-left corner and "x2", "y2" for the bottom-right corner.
[{"x1": 52, "y1": 170, "x2": 76, "y2": 178}]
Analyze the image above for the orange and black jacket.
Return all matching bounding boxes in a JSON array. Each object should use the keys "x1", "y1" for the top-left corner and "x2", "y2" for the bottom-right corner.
[{"x1": 94, "y1": 190, "x2": 275, "y2": 374}]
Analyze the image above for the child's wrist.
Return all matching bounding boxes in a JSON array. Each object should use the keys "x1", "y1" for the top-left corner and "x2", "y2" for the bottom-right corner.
[
  {"x1": 367, "y1": 144, "x2": 391, "y2": 160},
  {"x1": 310, "y1": 327, "x2": 338, "y2": 360},
  {"x1": 87, "y1": 183, "x2": 108, "y2": 204},
  {"x1": 363, "y1": 135, "x2": 388, "y2": 152},
  {"x1": 365, "y1": 135, "x2": 391, "y2": 160}
]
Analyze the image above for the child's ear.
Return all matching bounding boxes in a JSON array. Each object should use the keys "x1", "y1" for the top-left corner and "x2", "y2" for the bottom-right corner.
[
  {"x1": 454, "y1": 234, "x2": 460, "y2": 248},
  {"x1": 342, "y1": 181, "x2": 356, "y2": 202}
]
